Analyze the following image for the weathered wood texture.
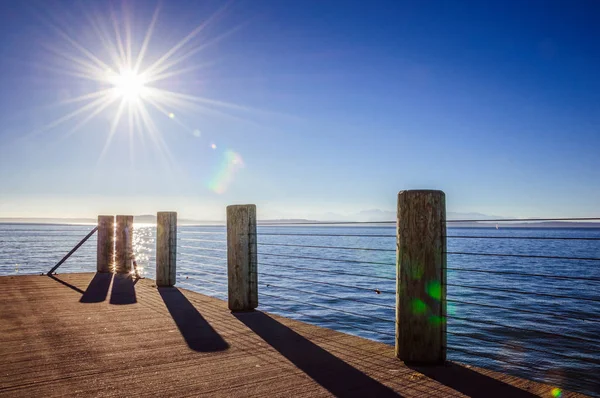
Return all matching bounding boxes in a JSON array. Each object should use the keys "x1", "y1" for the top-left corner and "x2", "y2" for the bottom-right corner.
[
  {"x1": 227, "y1": 204, "x2": 258, "y2": 311},
  {"x1": 115, "y1": 215, "x2": 134, "y2": 274},
  {"x1": 96, "y1": 215, "x2": 114, "y2": 273},
  {"x1": 156, "y1": 211, "x2": 177, "y2": 287},
  {"x1": 396, "y1": 190, "x2": 447, "y2": 363},
  {"x1": 0, "y1": 273, "x2": 583, "y2": 398}
]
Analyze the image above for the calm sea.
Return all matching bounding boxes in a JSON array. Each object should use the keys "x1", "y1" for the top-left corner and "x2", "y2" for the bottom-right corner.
[{"x1": 1, "y1": 223, "x2": 599, "y2": 396}]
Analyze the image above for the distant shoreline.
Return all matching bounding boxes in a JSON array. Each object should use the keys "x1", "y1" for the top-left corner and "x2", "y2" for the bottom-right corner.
[{"x1": 1, "y1": 220, "x2": 599, "y2": 229}]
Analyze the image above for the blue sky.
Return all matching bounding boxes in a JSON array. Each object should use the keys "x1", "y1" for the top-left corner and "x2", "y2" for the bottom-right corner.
[{"x1": 0, "y1": 0, "x2": 598, "y2": 220}]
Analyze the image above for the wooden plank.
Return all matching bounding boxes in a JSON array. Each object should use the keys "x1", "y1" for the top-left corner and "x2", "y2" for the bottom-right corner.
[
  {"x1": 396, "y1": 190, "x2": 446, "y2": 363},
  {"x1": 115, "y1": 215, "x2": 134, "y2": 274},
  {"x1": 96, "y1": 215, "x2": 114, "y2": 273},
  {"x1": 156, "y1": 212, "x2": 177, "y2": 287},
  {"x1": 0, "y1": 273, "x2": 584, "y2": 398},
  {"x1": 227, "y1": 204, "x2": 258, "y2": 311}
]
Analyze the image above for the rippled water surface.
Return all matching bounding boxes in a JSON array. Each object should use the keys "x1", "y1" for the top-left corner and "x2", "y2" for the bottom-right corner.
[{"x1": 1, "y1": 223, "x2": 599, "y2": 396}]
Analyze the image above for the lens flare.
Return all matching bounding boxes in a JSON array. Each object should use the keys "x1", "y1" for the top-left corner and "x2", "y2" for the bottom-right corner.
[
  {"x1": 209, "y1": 150, "x2": 244, "y2": 194},
  {"x1": 428, "y1": 315, "x2": 445, "y2": 325},
  {"x1": 411, "y1": 299, "x2": 427, "y2": 315},
  {"x1": 426, "y1": 280, "x2": 442, "y2": 300},
  {"x1": 551, "y1": 388, "x2": 562, "y2": 398}
]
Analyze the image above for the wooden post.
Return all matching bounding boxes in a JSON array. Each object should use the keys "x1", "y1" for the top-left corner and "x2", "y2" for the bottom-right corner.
[
  {"x1": 115, "y1": 215, "x2": 134, "y2": 274},
  {"x1": 97, "y1": 215, "x2": 115, "y2": 273},
  {"x1": 156, "y1": 212, "x2": 177, "y2": 287},
  {"x1": 227, "y1": 205, "x2": 258, "y2": 311},
  {"x1": 396, "y1": 190, "x2": 446, "y2": 364}
]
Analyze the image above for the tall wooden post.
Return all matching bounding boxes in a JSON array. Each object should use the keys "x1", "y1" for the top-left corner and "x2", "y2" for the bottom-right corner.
[
  {"x1": 115, "y1": 215, "x2": 134, "y2": 274},
  {"x1": 396, "y1": 190, "x2": 446, "y2": 363},
  {"x1": 227, "y1": 205, "x2": 258, "y2": 311},
  {"x1": 97, "y1": 215, "x2": 115, "y2": 273},
  {"x1": 156, "y1": 212, "x2": 177, "y2": 287}
]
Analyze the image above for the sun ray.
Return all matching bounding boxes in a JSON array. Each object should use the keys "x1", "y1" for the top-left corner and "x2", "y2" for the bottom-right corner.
[
  {"x1": 142, "y1": 61, "x2": 217, "y2": 85},
  {"x1": 143, "y1": 22, "x2": 247, "y2": 80},
  {"x1": 123, "y1": 2, "x2": 133, "y2": 69},
  {"x1": 142, "y1": 2, "x2": 231, "y2": 77},
  {"x1": 51, "y1": 24, "x2": 112, "y2": 73},
  {"x1": 63, "y1": 95, "x2": 120, "y2": 139},
  {"x1": 134, "y1": 3, "x2": 161, "y2": 74},
  {"x1": 41, "y1": 43, "x2": 107, "y2": 79},
  {"x1": 128, "y1": 101, "x2": 135, "y2": 167},
  {"x1": 98, "y1": 97, "x2": 128, "y2": 165},
  {"x1": 109, "y1": 4, "x2": 129, "y2": 70},
  {"x1": 83, "y1": 5, "x2": 125, "y2": 71},
  {"x1": 136, "y1": 100, "x2": 175, "y2": 168},
  {"x1": 36, "y1": 94, "x2": 116, "y2": 137}
]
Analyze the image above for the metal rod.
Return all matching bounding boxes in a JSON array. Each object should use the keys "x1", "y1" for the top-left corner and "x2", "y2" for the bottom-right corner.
[
  {"x1": 446, "y1": 298, "x2": 600, "y2": 324},
  {"x1": 178, "y1": 238, "x2": 228, "y2": 243},
  {"x1": 446, "y1": 235, "x2": 600, "y2": 241},
  {"x1": 258, "y1": 270, "x2": 394, "y2": 294},
  {"x1": 446, "y1": 282, "x2": 600, "y2": 303},
  {"x1": 260, "y1": 261, "x2": 395, "y2": 280},
  {"x1": 258, "y1": 251, "x2": 395, "y2": 266},
  {"x1": 259, "y1": 282, "x2": 395, "y2": 309},
  {"x1": 444, "y1": 267, "x2": 600, "y2": 283},
  {"x1": 178, "y1": 252, "x2": 227, "y2": 261},
  {"x1": 447, "y1": 314, "x2": 599, "y2": 347},
  {"x1": 260, "y1": 292, "x2": 393, "y2": 323},
  {"x1": 447, "y1": 217, "x2": 600, "y2": 222},
  {"x1": 445, "y1": 251, "x2": 600, "y2": 262},
  {"x1": 257, "y1": 242, "x2": 395, "y2": 252},
  {"x1": 178, "y1": 267, "x2": 226, "y2": 278},
  {"x1": 46, "y1": 227, "x2": 98, "y2": 275},
  {"x1": 178, "y1": 244, "x2": 227, "y2": 252},
  {"x1": 255, "y1": 232, "x2": 395, "y2": 238}
]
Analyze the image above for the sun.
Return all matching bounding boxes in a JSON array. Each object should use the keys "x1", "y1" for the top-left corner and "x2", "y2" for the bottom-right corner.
[
  {"x1": 34, "y1": 2, "x2": 256, "y2": 166},
  {"x1": 109, "y1": 69, "x2": 147, "y2": 101}
]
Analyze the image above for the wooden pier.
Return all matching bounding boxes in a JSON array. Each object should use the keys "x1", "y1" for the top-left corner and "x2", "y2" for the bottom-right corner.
[{"x1": 0, "y1": 272, "x2": 583, "y2": 397}]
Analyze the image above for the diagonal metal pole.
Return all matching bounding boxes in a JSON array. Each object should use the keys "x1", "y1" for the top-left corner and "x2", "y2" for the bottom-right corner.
[{"x1": 46, "y1": 227, "x2": 99, "y2": 275}]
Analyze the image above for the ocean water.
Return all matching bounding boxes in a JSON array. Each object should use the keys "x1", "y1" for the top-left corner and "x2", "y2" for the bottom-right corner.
[{"x1": 1, "y1": 223, "x2": 599, "y2": 396}]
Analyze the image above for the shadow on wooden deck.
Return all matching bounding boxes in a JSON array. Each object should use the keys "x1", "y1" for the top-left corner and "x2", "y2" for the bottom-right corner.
[
  {"x1": 235, "y1": 310, "x2": 401, "y2": 397},
  {"x1": 159, "y1": 287, "x2": 229, "y2": 352},
  {"x1": 408, "y1": 363, "x2": 539, "y2": 398},
  {"x1": 79, "y1": 272, "x2": 112, "y2": 303}
]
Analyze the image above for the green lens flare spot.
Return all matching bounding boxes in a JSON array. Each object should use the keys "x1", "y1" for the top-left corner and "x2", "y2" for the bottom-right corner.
[
  {"x1": 551, "y1": 388, "x2": 562, "y2": 398},
  {"x1": 426, "y1": 280, "x2": 442, "y2": 300},
  {"x1": 428, "y1": 315, "x2": 446, "y2": 325},
  {"x1": 411, "y1": 299, "x2": 427, "y2": 315}
]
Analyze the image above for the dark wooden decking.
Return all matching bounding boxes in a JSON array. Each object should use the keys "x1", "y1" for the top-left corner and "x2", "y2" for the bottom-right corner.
[{"x1": 0, "y1": 273, "x2": 584, "y2": 397}]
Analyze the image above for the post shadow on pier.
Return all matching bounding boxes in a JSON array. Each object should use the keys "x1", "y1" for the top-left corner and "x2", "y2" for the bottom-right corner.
[
  {"x1": 158, "y1": 287, "x2": 229, "y2": 352},
  {"x1": 109, "y1": 273, "x2": 137, "y2": 305},
  {"x1": 407, "y1": 363, "x2": 539, "y2": 398},
  {"x1": 47, "y1": 274, "x2": 86, "y2": 295},
  {"x1": 234, "y1": 311, "x2": 400, "y2": 397},
  {"x1": 80, "y1": 272, "x2": 113, "y2": 303}
]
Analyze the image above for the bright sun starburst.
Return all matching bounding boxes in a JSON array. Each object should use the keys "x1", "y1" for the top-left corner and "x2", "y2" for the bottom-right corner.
[
  {"x1": 109, "y1": 69, "x2": 147, "y2": 101},
  {"x1": 35, "y1": 2, "x2": 248, "y2": 165}
]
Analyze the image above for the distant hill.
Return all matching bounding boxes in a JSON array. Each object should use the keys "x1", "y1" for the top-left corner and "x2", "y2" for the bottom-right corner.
[{"x1": 1, "y1": 213, "x2": 598, "y2": 228}]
